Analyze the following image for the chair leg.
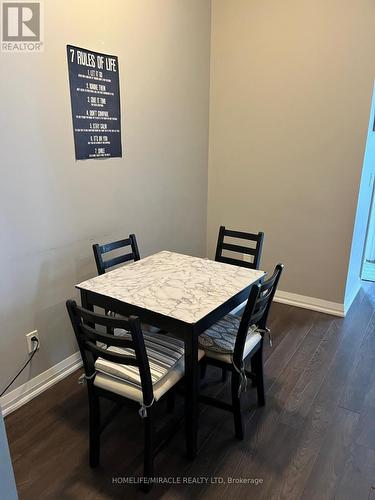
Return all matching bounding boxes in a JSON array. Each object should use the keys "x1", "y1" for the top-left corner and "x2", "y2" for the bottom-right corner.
[
  {"x1": 222, "y1": 368, "x2": 228, "y2": 382},
  {"x1": 142, "y1": 409, "x2": 154, "y2": 492},
  {"x1": 167, "y1": 390, "x2": 175, "y2": 413},
  {"x1": 249, "y1": 359, "x2": 257, "y2": 387},
  {"x1": 231, "y1": 372, "x2": 244, "y2": 440},
  {"x1": 200, "y1": 359, "x2": 207, "y2": 380},
  {"x1": 88, "y1": 391, "x2": 101, "y2": 468},
  {"x1": 252, "y1": 345, "x2": 265, "y2": 407}
]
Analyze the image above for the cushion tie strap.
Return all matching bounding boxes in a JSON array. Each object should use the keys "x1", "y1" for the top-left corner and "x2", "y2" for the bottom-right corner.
[
  {"x1": 231, "y1": 359, "x2": 247, "y2": 397},
  {"x1": 78, "y1": 371, "x2": 97, "y2": 385},
  {"x1": 253, "y1": 326, "x2": 272, "y2": 347},
  {"x1": 139, "y1": 397, "x2": 155, "y2": 419}
]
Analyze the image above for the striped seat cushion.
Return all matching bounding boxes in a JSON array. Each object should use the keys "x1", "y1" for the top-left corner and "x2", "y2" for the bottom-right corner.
[{"x1": 95, "y1": 333, "x2": 185, "y2": 388}]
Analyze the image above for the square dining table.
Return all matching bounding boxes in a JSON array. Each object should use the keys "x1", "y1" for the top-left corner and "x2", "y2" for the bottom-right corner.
[{"x1": 76, "y1": 251, "x2": 265, "y2": 458}]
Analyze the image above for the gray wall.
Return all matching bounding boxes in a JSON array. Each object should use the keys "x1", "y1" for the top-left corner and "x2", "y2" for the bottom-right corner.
[
  {"x1": 2, "y1": 0, "x2": 373, "y2": 401},
  {"x1": 0, "y1": 0, "x2": 211, "y2": 392},
  {"x1": 208, "y1": 0, "x2": 374, "y2": 304}
]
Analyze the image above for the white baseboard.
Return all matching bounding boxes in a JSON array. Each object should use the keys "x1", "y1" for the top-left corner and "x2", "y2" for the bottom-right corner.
[
  {"x1": 0, "y1": 288, "x2": 345, "y2": 417},
  {"x1": 1, "y1": 352, "x2": 82, "y2": 417},
  {"x1": 231, "y1": 290, "x2": 345, "y2": 317},
  {"x1": 274, "y1": 290, "x2": 345, "y2": 317}
]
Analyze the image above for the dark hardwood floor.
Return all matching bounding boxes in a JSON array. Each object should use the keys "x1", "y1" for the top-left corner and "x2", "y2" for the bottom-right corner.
[{"x1": 5, "y1": 283, "x2": 375, "y2": 500}]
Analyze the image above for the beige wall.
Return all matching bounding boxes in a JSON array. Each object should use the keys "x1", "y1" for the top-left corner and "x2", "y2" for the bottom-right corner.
[
  {"x1": 2, "y1": 0, "x2": 374, "y2": 399},
  {"x1": 208, "y1": 0, "x2": 374, "y2": 303},
  {"x1": 0, "y1": 0, "x2": 211, "y2": 392}
]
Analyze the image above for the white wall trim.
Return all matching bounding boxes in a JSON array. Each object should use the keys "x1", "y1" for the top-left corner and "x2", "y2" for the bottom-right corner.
[
  {"x1": 1, "y1": 352, "x2": 82, "y2": 417},
  {"x1": 274, "y1": 290, "x2": 345, "y2": 317},
  {"x1": 231, "y1": 289, "x2": 345, "y2": 317},
  {"x1": 0, "y1": 288, "x2": 345, "y2": 417}
]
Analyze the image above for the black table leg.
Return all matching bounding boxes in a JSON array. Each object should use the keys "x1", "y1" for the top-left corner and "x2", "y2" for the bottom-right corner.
[
  {"x1": 80, "y1": 290, "x2": 93, "y2": 311},
  {"x1": 80, "y1": 290, "x2": 95, "y2": 326},
  {"x1": 184, "y1": 329, "x2": 199, "y2": 459}
]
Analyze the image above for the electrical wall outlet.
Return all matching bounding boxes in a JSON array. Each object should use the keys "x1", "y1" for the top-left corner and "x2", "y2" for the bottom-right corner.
[{"x1": 26, "y1": 330, "x2": 40, "y2": 354}]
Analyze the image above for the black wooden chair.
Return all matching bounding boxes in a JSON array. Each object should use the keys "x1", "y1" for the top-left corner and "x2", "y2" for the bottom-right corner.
[
  {"x1": 92, "y1": 234, "x2": 140, "y2": 275},
  {"x1": 214, "y1": 226, "x2": 265, "y2": 382},
  {"x1": 215, "y1": 226, "x2": 264, "y2": 270},
  {"x1": 92, "y1": 234, "x2": 159, "y2": 334},
  {"x1": 66, "y1": 300, "x2": 198, "y2": 490},
  {"x1": 198, "y1": 264, "x2": 283, "y2": 439}
]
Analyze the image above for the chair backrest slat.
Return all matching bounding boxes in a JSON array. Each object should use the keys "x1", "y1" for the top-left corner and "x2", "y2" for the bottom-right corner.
[
  {"x1": 100, "y1": 238, "x2": 131, "y2": 253},
  {"x1": 224, "y1": 229, "x2": 260, "y2": 241},
  {"x1": 86, "y1": 341, "x2": 139, "y2": 366},
  {"x1": 93, "y1": 233, "x2": 140, "y2": 275},
  {"x1": 221, "y1": 243, "x2": 257, "y2": 256},
  {"x1": 215, "y1": 225, "x2": 264, "y2": 270},
  {"x1": 66, "y1": 300, "x2": 153, "y2": 405},
  {"x1": 102, "y1": 252, "x2": 135, "y2": 271},
  {"x1": 80, "y1": 323, "x2": 134, "y2": 349},
  {"x1": 77, "y1": 305, "x2": 136, "y2": 329},
  {"x1": 233, "y1": 264, "x2": 284, "y2": 364}
]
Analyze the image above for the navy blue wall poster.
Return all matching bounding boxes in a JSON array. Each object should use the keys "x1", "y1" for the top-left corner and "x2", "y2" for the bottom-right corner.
[{"x1": 67, "y1": 45, "x2": 122, "y2": 160}]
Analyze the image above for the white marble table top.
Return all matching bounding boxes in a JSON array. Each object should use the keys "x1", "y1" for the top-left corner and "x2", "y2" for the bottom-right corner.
[{"x1": 76, "y1": 251, "x2": 265, "y2": 324}]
